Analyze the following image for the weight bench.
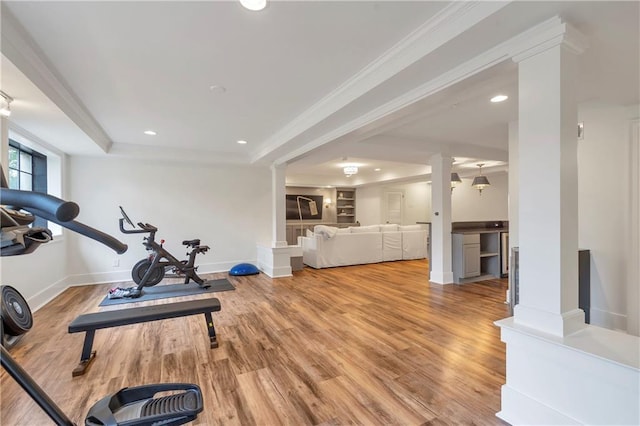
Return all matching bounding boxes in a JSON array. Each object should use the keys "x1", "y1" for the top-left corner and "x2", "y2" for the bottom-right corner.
[{"x1": 68, "y1": 298, "x2": 221, "y2": 377}]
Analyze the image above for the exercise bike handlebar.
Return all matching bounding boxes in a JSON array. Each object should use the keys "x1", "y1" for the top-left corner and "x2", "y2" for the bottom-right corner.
[
  {"x1": 118, "y1": 217, "x2": 158, "y2": 234},
  {"x1": 0, "y1": 188, "x2": 128, "y2": 255},
  {"x1": 118, "y1": 206, "x2": 158, "y2": 234}
]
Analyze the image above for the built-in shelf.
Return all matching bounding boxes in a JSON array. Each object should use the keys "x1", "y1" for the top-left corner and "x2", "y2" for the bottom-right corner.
[{"x1": 336, "y1": 188, "x2": 356, "y2": 225}]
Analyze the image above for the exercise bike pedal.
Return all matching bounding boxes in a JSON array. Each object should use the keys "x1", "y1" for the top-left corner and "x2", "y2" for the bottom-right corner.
[{"x1": 85, "y1": 383, "x2": 203, "y2": 426}]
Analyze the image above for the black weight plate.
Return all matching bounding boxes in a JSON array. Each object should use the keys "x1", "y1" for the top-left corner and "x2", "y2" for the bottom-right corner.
[{"x1": 0, "y1": 285, "x2": 33, "y2": 336}]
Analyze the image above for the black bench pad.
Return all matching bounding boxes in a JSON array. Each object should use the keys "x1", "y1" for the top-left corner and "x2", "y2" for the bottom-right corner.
[
  {"x1": 69, "y1": 298, "x2": 221, "y2": 332},
  {"x1": 68, "y1": 298, "x2": 221, "y2": 376}
]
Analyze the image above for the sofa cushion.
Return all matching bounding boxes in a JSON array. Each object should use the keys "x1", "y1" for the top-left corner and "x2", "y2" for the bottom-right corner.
[
  {"x1": 380, "y1": 224, "x2": 399, "y2": 232},
  {"x1": 314, "y1": 225, "x2": 338, "y2": 239},
  {"x1": 350, "y1": 225, "x2": 380, "y2": 233},
  {"x1": 398, "y1": 224, "x2": 422, "y2": 231},
  {"x1": 336, "y1": 228, "x2": 350, "y2": 234}
]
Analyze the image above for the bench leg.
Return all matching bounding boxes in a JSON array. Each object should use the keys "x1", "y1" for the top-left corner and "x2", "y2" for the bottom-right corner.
[
  {"x1": 204, "y1": 312, "x2": 218, "y2": 348},
  {"x1": 72, "y1": 330, "x2": 96, "y2": 377}
]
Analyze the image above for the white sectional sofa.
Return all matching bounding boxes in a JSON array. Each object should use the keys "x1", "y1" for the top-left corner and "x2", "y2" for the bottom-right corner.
[{"x1": 301, "y1": 224, "x2": 428, "y2": 269}]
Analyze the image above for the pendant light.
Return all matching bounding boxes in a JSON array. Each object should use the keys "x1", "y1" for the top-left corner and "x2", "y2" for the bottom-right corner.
[
  {"x1": 472, "y1": 163, "x2": 490, "y2": 195},
  {"x1": 450, "y1": 172, "x2": 462, "y2": 192}
]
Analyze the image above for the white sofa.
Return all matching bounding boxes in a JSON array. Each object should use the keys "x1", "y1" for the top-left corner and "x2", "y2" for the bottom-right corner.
[{"x1": 301, "y1": 224, "x2": 428, "y2": 269}]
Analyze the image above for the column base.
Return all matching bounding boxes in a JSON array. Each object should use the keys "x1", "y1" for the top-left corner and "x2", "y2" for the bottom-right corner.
[
  {"x1": 514, "y1": 304, "x2": 586, "y2": 337},
  {"x1": 429, "y1": 270, "x2": 454, "y2": 285},
  {"x1": 256, "y1": 241, "x2": 293, "y2": 278}
]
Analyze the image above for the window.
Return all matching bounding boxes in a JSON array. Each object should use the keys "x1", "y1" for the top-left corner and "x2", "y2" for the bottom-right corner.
[
  {"x1": 8, "y1": 140, "x2": 48, "y2": 227},
  {"x1": 8, "y1": 140, "x2": 47, "y2": 193}
]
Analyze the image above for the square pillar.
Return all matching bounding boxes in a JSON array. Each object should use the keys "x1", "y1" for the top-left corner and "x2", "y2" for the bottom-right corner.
[
  {"x1": 513, "y1": 35, "x2": 587, "y2": 337},
  {"x1": 429, "y1": 154, "x2": 454, "y2": 284},
  {"x1": 256, "y1": 163, "x2": 292, "y2": 277}
]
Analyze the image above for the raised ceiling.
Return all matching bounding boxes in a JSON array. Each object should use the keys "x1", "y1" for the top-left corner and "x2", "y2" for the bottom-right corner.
[{"x1": 1, "y1": 1, "x2": 638, "y2": 187}]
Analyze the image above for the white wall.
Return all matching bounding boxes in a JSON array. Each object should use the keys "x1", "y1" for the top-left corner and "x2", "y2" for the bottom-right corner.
[
  {"x1": 451, "y1": 173, "x2": 509, "y2": 221},
  {"x1": 578, "y1": 102, "x2": 636, "y2": 331},
  {"x1": 0, "y1": 239, "x2": 68, "y2": 310},
  {"x1": 356, "y1": 176, "x2": 509, "y2": 226},
  {"x1": 65, "y1": 156, "x2": 272, "y2": 285}
]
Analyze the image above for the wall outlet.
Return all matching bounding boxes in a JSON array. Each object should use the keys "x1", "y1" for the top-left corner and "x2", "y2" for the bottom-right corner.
[{"x1": 112, "y1": 258, "x2": 120, "y2": 267}]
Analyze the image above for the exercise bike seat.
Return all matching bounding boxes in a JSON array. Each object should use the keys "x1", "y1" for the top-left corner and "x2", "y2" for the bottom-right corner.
[
  {"x1": 85, "y1": 383, "x2": 203, "y2": 426},
  {"x1": 182, "y1": 239, "x2": 200, "y2": 247}
]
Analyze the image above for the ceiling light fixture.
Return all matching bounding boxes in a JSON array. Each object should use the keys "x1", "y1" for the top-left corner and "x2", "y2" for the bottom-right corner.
[
  {"x1": 237, "y1": 140, "x2": 247, "y2": 144},
  {"x1": 490, "y1": 94, "x2": 508, "y2": 103},
  {"x1": 343, "y1": 166, "x2": 358, "y2": 177},
  {"x1": 374, "y1": 168, "x2": 381, "y2": 172},
  {"x1": 239, "y1": 0, "x2": 267, "y2": 11},
  {"x1": 0, "y1": 91, "x2": 14, "y2": 117},
  {"x1": 471, "y1": 163, "x2": 491, "y2": 195},
  {"x1": 143, "y1": 130, "x2": 156, "y2": 136}
]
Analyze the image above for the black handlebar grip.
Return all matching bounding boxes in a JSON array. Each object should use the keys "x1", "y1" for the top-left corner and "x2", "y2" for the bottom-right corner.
[
  {"x1": 0, "y1": 188, "x2": 79, "y2": 222},
  {"x1": 21, "y1": 206, "x2": 128, "y2": 254}
]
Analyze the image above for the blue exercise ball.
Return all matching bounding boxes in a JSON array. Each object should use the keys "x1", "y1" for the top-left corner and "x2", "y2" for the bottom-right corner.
[{"x1": 229, "y1": 263, "x2": 260, "y2": 276}]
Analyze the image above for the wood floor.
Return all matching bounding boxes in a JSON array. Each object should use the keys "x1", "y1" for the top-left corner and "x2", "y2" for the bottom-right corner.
[{"x1": 1, "y1": 260, "x2": 510, "y2": 425}]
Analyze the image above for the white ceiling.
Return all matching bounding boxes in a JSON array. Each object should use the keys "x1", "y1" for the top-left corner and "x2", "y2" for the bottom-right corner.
[{"x1": 1, "y1": 1, "x2": 638, "y2": 187}]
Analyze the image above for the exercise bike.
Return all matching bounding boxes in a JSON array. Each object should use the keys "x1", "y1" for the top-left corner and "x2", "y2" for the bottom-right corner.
[
  {"x1": 119, "y1": 207, "x2": 211, "y2": 298},
  {"x1": 0, "y1": 167, "x2": 204, "y2": 425}
]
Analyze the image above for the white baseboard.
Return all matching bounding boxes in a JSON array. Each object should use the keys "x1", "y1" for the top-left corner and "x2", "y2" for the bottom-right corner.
[
  {"x1": 29, "y1": 259, "x2": 256, "y2": 311},
  {"x1": 590, "y1": 307, "x2": 627, "y2": 332},
  {"x1": 27, "y1": 278, "x2": 69, "y2": 312},
  {"x1": 497, "y1": 385, "x2": 581, "y2": 425}
]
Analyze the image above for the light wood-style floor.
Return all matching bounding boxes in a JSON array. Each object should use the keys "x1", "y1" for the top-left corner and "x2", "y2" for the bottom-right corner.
[{"x1": 1, "y1": 260, "x2": 510, "y2": 425}]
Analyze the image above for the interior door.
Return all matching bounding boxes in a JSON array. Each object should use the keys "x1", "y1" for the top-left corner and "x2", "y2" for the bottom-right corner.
[{"x1": 384, "y1": 192, "x2": 403, "y2": 224}]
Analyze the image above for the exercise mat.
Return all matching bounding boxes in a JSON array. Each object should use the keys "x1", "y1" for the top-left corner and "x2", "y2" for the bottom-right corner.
[{"x1": 99, "y1": 279, "x2": 235, "y2": 306}]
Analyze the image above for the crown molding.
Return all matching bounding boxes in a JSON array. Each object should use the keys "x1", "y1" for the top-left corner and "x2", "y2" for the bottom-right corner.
[
  {"x1": 272, "y1": 15, "x2": 584, "y2": 168},
  {"x1": 510, "y1": 17, "x2": 589, "y2": 63},
  {"x1": 1, "y1": 5, "x2": 113, "y2": 153},
  {"x1": 251, "y1": 1, "x2": 512, "y2": 164}
]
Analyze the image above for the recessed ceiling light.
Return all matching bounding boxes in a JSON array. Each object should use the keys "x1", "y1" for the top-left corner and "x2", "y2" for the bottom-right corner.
[
  {"x1": 237, "y1": 140, "x2": 247, "y2": 144},
  {"x1": 490, "y1": 94, "x2": 508, "y2": 103},
  {"x1": 209, "y1": 85, "x2": 226, "y2": 94},
  {"x1": 144, "y1": 130, "x2": 157, "y2": 136},
  {"x1": 239, "y1": 0, "x2": 266, "y2": 11},
  {"x1": 374, "y1": 168, "x2": 381, "y2": 172}
]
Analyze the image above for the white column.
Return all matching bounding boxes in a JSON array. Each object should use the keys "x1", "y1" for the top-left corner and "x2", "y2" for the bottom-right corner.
[
  {"x1": 429, "y1": 154, "x2": 453, "y2": 284},
  {"x1": 506, "y1": 121, "x2": 519, "y2": 303},
  {"x1": 256, "y1": 163, "x2": 293, "y2": 277},
  {"x1": 513, "y1": 37, "x2": 587, "y2": 337},
  {"x1": 497, "y1": 20, "x2": 639, "y2": 426},
  {"x1": 1, "y1": 117, "x2": 9, "y2": 172},
  {"x1": 271, "y1": 163, "x2": 287, "y2": 247},
  {"x1": 507, "y1": 121, "x2": 519, "y2": 249}
]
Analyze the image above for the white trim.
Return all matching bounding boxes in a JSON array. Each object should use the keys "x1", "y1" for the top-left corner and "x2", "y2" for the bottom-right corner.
[
  {"x1": 497, "y1": 385, "x2": 581, "y2": 425},
  {"x1": 590, "y1": 307, "x2": 628, "y2": 333},
  {"x1": 27, "y1": 278, "x2": 69, "y2": 313},
  {"x1": 62, "y1": 260, "x2": 248, "y2": 287},
  {"x1": 628, "y1": 118, "x2": 640, "y2": 335},
  {"x1": 251, "y1": 1, "x2": 511, "y2": 163},
  {"x1": 271, "y1": 16, "x2": 579, "y2": 167},
  {"x1": 428, "y1": 271, "x2": 454, "y2": 285},
  {"x1": 0, "y1": 5, "x2": 112, "y2": 153}
]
